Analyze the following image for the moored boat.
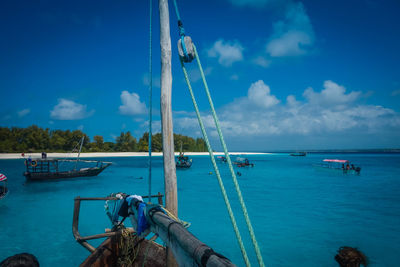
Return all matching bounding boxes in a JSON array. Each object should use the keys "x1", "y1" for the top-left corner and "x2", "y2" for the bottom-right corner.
[
  {"x1": 217, "y1": 156, "x2": 227, "y2": 162},
  {"x1": 290, "y1": 152, "x2": 306, "y2": 156},
  {"x1": 23, "y1": 158, "x2": 112, "y2": 181},
  {"x1": 0, "y1": 173, "x2": 8, "y2": 199},
  {"x1": 176, "y1": 152, "x2": 192, "y2": 169},
  {"x1": 234, "y1": 157, "x2": 254, "y2": 167},
  {"x1": 23, "y1": 136, "x2": 111, "y2": 181},
  {"x1": 313, "y1": 159, "x2": 361, "y2": 174}
]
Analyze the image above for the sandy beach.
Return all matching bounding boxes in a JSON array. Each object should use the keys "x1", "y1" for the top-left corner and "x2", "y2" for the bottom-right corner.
[{"x1": 0, "y1": 152, "x2": 270, "y2": 159}]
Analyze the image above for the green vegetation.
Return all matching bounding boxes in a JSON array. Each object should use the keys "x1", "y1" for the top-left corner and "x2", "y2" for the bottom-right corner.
[{"x1": 0, "y1": 125, "x2": 206, "y2": 153}]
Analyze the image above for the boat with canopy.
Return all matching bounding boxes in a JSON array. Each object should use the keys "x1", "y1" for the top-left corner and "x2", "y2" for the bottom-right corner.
[
  {"x1": 234, "y1": 157, "x2": 254, "y2": 167},
  {"x1": 314, "y1": 159, "x2": 361, "y2": 174},
  {"x1": 0, "y1": 173, "x2": 8, "y2": 199},
  {"x1": 23, "y1": 137, "x2": 111, "y2": 181}
]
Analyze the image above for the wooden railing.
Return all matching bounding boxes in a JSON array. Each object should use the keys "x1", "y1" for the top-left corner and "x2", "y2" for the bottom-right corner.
[{"x1": 72, "y1": 193, "x2": 164, "y2": 252}]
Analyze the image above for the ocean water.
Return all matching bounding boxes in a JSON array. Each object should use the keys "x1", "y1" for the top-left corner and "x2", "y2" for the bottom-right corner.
[{"x1": 1, "y1": 153, "x2": 400, "y2": 266}]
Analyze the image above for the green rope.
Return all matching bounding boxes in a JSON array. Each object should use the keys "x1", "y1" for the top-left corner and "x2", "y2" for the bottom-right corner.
[
  {"x1": 148, "y1": 0, "x2": 153, "y2": 203},
  {"x1": 179, "y1": 57, "x2": 251, "y2": 267},
  {"x1": 192, "y1": 44, "x2": 265, "y2": 267}
]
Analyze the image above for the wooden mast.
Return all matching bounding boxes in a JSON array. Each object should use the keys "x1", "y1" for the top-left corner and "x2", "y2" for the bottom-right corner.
[
  {"x1": 159, "y1": 0, "x2": 178, "y2": 266},
  {"x1": 74, "y1": 136, "x2": 84, "y2": 170}
]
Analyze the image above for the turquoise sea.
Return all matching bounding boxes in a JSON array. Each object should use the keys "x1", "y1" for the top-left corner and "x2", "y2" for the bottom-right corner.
[{"x1": 1, "y1": 153, "x2": 400, "y2": 266}]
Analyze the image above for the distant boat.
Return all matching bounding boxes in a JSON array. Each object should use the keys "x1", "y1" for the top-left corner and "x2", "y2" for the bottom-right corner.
[
  {"x1": 290, "y1": 152, "x2": 307, "y2": 156},
  {"x1": 313, "y1": 159, "x2": 361, "y2": 174},
  {"x1": 0, "y1": 173, "x2": 8, "y2": 199},
  {"x1": 234, "y1": 157, "x2": 254, "y2": 167},
  {"x1": 176, "y1": 152, "x2": 192, "y2": 169},
  {"x1": 216, "y1": 155, "x2": 227, "y2": 162},
  {"x1": 23, "y1": 137, "x2": 111, "y2": 181}
]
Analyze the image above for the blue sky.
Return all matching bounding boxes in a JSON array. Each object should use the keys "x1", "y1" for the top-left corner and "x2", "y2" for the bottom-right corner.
[{"x1": 1, "y1": 0, "x2": 400, "y2": 151}]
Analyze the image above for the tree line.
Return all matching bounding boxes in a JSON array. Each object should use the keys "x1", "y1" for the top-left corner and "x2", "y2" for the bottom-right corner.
[{"x1": 0, "y1": 125, "x2": 207, "y2": 153}]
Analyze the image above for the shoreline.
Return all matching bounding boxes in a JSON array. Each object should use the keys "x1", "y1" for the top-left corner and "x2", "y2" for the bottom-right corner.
[{"x1": 0, "y1": 152, "x2": 271, "y2": 159}]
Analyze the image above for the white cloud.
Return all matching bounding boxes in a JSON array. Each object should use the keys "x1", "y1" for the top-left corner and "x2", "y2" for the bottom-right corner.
[
  {"x1": 303, "y1": 80, "x2": 361, "y2": 107},
  {"x1": 252, "y1": 56, "x2": 271, "y2": 67},
  {"x1": 248, "y1": 80, "x2": 280, "y2": 108},
  {"x1": 50, "y1": 99, "x2": 94, "y2": 120},
  {"x1": 18, "y1": 108, "x2": 30, "y2": 117},
  {"x1": 207, "y1": 39, "x2": 244, "y2": 67},
  {"x1": 119, "y1": 91, "x2": 147, "y2": 116},
  {"x1": 266, "y1": 2, "x2": 315, "y2": 57},
  {"x1": 170, "y1": 80, "x2": 400, "y2": 149}
]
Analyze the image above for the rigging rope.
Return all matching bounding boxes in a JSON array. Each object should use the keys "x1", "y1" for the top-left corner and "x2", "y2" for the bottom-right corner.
[
  {"x1": 179, "y1": 57, "x2": 251, "y2": 267},
  {"x1": 147, "y1": 0, "x2": 153, "y2": 203},
  {"x1": 172, "y1": 1, "x2": 265, "y2": 266},
  {"x1": 192, "y1": 45, "x2": 265, "y2": 267}
]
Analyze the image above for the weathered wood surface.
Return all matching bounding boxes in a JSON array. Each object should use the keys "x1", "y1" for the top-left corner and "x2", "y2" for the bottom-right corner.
[
  {"x1": 159, "y1": 0, "x2": 177, "y2": 218},
  {"x1": 159, "y1": 1, "x2": 178, "y2": 266},
  {"x1": 149, "y1": 210, "x2": 236, "y2": 267}
]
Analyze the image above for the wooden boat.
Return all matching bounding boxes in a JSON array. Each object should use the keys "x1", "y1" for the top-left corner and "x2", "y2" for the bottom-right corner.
[
  {"x1": 290, "y1": 152, "x2": 306, "y2": 156},
  {"x1": 313, "y1": 159, "x2": 361, "y2": 174},
  {"x1": 176, "y1": 152, "x2": 192, "y2": 169},
  {"x1": 23, "y1": 136, "x2": 111, "y2": 181},
  {"x1": 0, "y1": 173, "x2": 8, "y2": 199},
  {"x1": 23, "y1": 158, "x2": 111, "y2": 181}
]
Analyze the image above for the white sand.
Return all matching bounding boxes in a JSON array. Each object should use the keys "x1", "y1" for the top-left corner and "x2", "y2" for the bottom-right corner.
[{"x1": 0, "y1": 152, "x2": 270, "y2": 159}]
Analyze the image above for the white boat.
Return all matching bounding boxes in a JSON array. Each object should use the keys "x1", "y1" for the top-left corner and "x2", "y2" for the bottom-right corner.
[{"x1": 313, "y1": 159, "x2": 361, "y2": 174}]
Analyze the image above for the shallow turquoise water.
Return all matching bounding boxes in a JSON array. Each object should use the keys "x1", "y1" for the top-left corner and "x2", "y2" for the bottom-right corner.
[{"x1": 1, "y1": 153, "x2": 400, "y2": 266}]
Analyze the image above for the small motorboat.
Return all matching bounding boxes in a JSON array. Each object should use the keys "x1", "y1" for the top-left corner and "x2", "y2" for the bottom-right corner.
[
  {"x1": 216, "y1": 156, "x2": 227, "y2": 162},
  {"x1": 234, "y1": 157, "x2": 254, "y2": 167},
  {"x1": 313, "y1": 159, "x2": 361, "y2": 174},
  {"x1": 0, "y1": 173, "x2": 9, "y2": 199}
]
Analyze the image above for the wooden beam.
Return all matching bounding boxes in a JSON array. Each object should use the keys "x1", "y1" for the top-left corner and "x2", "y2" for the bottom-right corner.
[
  {"x1": 159, "y1": 1, "x2": 178, "y2": 266},
  {"x1": 159, "y1": 0, "x2": 177, "y2": 220}
]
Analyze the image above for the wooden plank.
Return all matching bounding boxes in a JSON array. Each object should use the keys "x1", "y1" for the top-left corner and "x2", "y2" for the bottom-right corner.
[{"x1": 72, "y1": 197, "x2": 96, "y2": 252}]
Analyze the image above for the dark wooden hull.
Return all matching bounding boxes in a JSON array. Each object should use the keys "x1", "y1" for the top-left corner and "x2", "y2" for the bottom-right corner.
[
  {"x1": 290, "y1": 153, "x2": 306, "y2": 156},
  {"x1": 24, "y1": 165, "x2": 110, "y2": 181},
  {"x1": 176, "y1": 160, "x2": 192, "y2": 169},
  {"x1": 81, "y1": 234, "x2": 166, "y2": 267},
  {"x1": 176, "y1": 163, "x2": 192, "y2": 169}
]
